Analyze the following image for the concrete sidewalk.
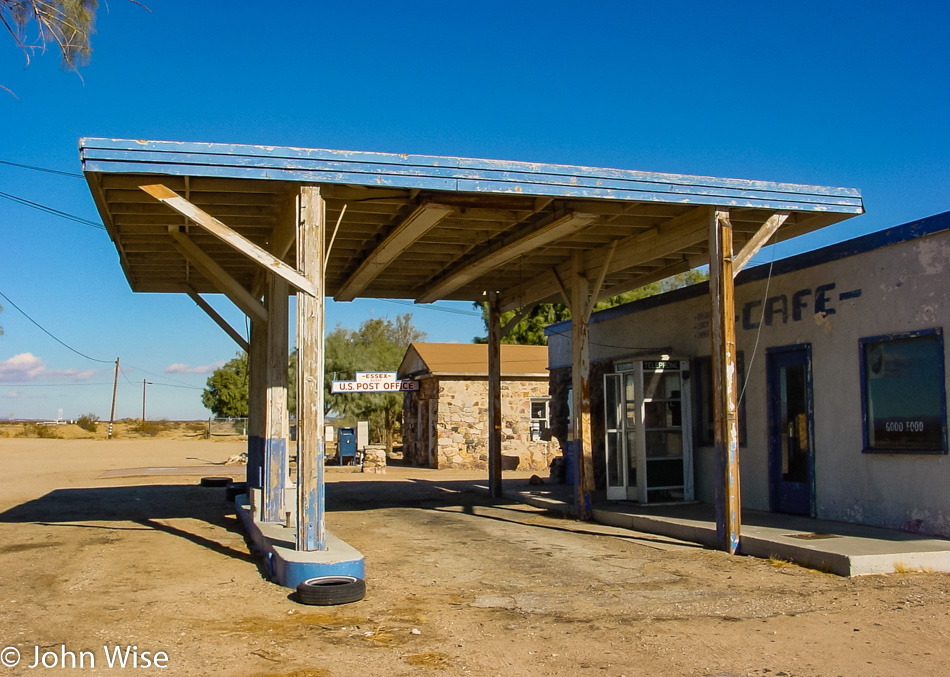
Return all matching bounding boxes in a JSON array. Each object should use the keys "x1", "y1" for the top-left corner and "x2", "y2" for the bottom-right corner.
[{"x1": 503, "y1": 479, "x2": 950, "y2": 576}]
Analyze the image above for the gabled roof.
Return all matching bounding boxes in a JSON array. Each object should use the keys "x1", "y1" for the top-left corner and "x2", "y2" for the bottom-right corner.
[
  {"x1": 80, "y1": 138, "x2": 863, "y2": 312},
  {"x1": 397, "y1": 343, "x2": 549, "y2": 378}
]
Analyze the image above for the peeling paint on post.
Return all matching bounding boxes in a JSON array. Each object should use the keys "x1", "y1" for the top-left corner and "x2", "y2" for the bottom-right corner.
[
  {"x1": 709, "y1": 208, "x2": 742, "y2": 554},
  {"x1": 263, "y1": 274, "x2": 289, "y2": 522},
  {"x1": 297, "y1": 186, "x2": 326, "y2": 551}
]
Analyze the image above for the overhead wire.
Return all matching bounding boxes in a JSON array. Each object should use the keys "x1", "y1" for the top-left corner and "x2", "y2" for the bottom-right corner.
[
  {"x1": 0, "y1": 159, "x2": 84, "y2": 179},
  {"x1": 0, "y1": 290, "x2": 115, "y2": 364}
]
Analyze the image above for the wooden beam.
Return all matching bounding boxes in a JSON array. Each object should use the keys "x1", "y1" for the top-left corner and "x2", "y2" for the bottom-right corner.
[
  {"x1": 487, "y1": 291, "x2": 502, "y2": 498},
  {"x1": 571, "y1": 252, "x2": 594, "y2": 520},
  {"x1": 498, "y1": 206, "x2": 710, "y2": 313},
  {"x1": 733, "y1": 212, "x2": 789, "y2": 274},
  {"x1": 552, "y1": 268, "x2": 571, "y2": 308},
  {"x1": 587, "y1": 240, "x2": 617, "y2": 320},
  {"x1": 709, "y1": 208, "x2": 741, "y2": 554},
  {"x1": 336, "y1": 203, "x2": 454, "y2": 301},
  {"x1": 297, "y1": 186, "x2": 327, "y2": 551},
  {"x1": 500, "y1": 302, "x2": 537, "y2": 339},
  {"x1": 186, "y1": 290, "x2": 250, "y2": 352},
  {"x1": 168, "y1": 228, "x2": 267, "y2": 324},
  {"x1": 262, "y1": 274, "x2": 289, "y2": 523},
  {"x1": 416, "y1": 210, "x2": 599, "y2": 304},
  {"x1": 140, "y1": 184, "x2": 318, "y2": 297},
  {"x1": 252, "y1": 190, "x2": 302, "y2": 299}
]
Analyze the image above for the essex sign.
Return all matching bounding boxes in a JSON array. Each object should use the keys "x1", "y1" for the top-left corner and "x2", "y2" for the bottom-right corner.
[{"x1": 331, "y1": 372, "x2": 419, "y2": 393}]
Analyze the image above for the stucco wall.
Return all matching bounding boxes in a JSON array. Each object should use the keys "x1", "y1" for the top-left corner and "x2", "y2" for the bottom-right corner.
[
  {"x1": 403, "y1": 377, "x2": 557, "y2": 471},
  {"x1": 548, "y1": 223, "x2": 950, "y2": 536}
]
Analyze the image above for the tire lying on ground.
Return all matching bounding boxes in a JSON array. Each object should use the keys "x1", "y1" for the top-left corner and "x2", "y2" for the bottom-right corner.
[
  {"x1": 296, "y1": 576, "x2": 366, "y2": 606},
  {"x1": 225, "y1": 481, "x2": 247, "y2": 502},
  {"x1": 200, "y1": 476, "x2": 232, "y2": 488}
]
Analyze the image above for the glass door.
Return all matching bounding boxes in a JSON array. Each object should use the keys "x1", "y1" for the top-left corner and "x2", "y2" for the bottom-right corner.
[{"x1": 605, "y1": 359, "x2": 693, "y2": 503}]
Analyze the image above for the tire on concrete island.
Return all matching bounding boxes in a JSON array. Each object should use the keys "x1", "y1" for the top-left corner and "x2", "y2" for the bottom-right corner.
[
  {"x1": 295, "y1": 576, "x2": 366, "y2": 606},
  {"x1": 225, "y1": 481, "x2": 247, "y2": 502},
  {"x1": 200, "y1": 476, "x2": 232, "y2": 488}
]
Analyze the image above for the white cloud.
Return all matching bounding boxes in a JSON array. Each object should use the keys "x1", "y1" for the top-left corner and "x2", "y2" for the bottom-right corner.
[
  {"x1": 3, "y1": 391, "x2": 20, "y2": 399},
  {"x1": 164, "y1": 361, "x2": 224, "y2": 375},
  {"x1": 0, "y1": 354, "x2": 97, "y2": 383},
  {"x1": 45, "y1": 368, "x2": 96, "y2": 381},
  {"x1": 0, "y1": 353, "x2": 46, "y2": 382}
]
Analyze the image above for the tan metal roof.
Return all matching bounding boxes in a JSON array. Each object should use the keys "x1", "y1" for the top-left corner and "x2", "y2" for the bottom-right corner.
[{"x1": 398, "y1": 343, "x2": 549, "y2": 378}]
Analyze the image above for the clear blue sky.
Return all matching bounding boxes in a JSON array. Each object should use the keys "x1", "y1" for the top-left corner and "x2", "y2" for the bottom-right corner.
[{"x1": 1, "y1": 1, "x2": 948, "y2": 421}]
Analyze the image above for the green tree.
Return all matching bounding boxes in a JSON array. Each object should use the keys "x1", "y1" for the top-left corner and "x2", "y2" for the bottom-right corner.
[
  {"x1": 325, "y1": 314, "x2": 426, "y2": 453},
  {"x1": 201, "y1": 352, "x2": 249, "y2": 418},
  {"x1": 474, "y1": 269, "x2": 708, "y2": 345},
  {"x1": 200, "y1": 314, "x2": 425, "y2": 452}
]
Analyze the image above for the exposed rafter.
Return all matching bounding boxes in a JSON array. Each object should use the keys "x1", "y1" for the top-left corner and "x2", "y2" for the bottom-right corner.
[
  {"x1": 498, "y1": 206, "x2": 710, "y2": 313},
  {"x1": 336, "y1": 203, "x2": 454, "y2": 302},
  {"x1": 140, "y1": 184, "x2": 317, "y2": 297},
  {"x1": 168, "y1": 227, "x2": 267, "y2": 324},
  {"x1": 186, "y1": 289, "x2": 250, "y2": 352},
  {"x1": 416, "y1": 210, "x2": 599, "y2": 304}
]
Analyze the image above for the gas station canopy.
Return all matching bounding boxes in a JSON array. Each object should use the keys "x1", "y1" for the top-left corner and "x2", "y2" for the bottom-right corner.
[{"x1": 81, "y1": 138, "x2": 863, "y2": 311}]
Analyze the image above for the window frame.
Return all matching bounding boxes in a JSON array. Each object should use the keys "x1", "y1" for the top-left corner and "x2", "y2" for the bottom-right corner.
[
  {"x1": 529, "y1": 397, "x2": 551, "y2": 442},
  {"x1": 859, "y1": 327, "x2": 948, "y2": 455}
]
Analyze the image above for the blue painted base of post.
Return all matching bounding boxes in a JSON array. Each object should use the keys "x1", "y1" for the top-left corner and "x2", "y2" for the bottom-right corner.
[{"x1": 234, "y1": 494, "x2": 365, "y2": 589}]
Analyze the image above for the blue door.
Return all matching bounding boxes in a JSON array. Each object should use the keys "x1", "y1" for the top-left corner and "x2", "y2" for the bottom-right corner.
[{"x1": 767, "y1": 345, "x2": 814, "y2": 515}]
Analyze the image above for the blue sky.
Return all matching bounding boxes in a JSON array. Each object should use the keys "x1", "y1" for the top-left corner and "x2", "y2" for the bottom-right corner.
[{"x1": 1, "y1": 1, "x2": 948, "y2": 420}]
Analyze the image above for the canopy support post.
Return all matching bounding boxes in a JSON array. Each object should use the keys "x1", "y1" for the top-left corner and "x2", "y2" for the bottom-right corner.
[
  {"x1": 262, "y1": 274, "x2": 289, "y2": 523},
  {"x1": 487, "y1": 291, "x2": 503, "y2": 498},
  {"x1": 571, "y1": 252, "x2": 594, "y2": 520},
  {"x1": 709, "y1": 208, "x2": 741, "y2": 554},
  {"x1": 247, "y1": 320, "x2": 266, "y2": 492},
  {"x1": 297, "y1": 186, "x2": 327, "y2": 551}
]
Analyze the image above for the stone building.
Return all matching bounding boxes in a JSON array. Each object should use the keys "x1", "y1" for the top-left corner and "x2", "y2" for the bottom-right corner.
[{"x1": 397, "y1": 343, "x2": 557, "y2": 471}]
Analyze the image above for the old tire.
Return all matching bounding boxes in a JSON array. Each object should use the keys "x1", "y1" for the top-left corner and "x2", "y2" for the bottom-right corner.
[
  {"x1": 296, "y1": 575, "x2": 366, "y2": 606},
  {"x1": 200, "y1": 476, "x2": 232, "y2": 488},
  {"x1": 225, "y1": 481, "x2": 247, "y2": 502}
]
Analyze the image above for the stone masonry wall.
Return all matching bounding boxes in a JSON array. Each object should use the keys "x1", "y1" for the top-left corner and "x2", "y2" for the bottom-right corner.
[{"x1": 404, "y1": 377, "x2": 556, "y2": 471}]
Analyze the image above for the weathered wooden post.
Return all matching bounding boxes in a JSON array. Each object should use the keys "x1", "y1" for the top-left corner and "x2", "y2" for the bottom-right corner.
[
  {"x1": 709, "y1": 208, "x2": 742, "y2": 553},
  {"x1": 297, "y1": 186, "x2": 326, "y2": 551},
  {"x1": 487, "y1": 291, "x2": 503, "y2": 498}
]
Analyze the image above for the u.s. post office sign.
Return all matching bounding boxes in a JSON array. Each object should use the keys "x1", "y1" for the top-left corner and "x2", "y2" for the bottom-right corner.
[{"x1": 331, "y1": 379, "x2": 419, "y2": 393}]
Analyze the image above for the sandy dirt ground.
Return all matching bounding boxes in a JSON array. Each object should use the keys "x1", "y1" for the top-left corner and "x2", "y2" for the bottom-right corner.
[{"x1": 0, "y1": 438, "x2": 948, "y2": 676}]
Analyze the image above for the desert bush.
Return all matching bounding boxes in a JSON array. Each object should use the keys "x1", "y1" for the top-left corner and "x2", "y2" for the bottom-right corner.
[
  {"x1": 17, "y1": 423, "x2": 61, "y2": 439},
  {"x1": 129, "y1": 418, "x2": 173, "y2": 437},
  {"x1": 76, "y1": 413, "x2": 99, "y2": 433}
]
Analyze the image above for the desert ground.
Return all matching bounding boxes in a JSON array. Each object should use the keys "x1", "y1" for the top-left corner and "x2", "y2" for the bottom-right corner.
[{"x1": 0, "y1": 432, "x2": 948, "y2": 676}]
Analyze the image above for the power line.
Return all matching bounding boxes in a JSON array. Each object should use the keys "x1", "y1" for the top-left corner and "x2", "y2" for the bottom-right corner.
[
  {"x1": 0, "y1": 290, "x2": 115, "y2": 364},
  {"x1": 380, "y1": 298, "x2": 482, "y2": 317},
  {"x1": 0, "y1": 159, "x2": 83, "y2": 179},
  {"x1": 0, "y1": 190, "x2": 105, "y2": 230}
]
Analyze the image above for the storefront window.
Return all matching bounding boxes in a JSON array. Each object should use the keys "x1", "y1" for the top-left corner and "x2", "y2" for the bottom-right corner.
[{"x1": 860, "y1": 328, "x2": 947, "y2": 453}]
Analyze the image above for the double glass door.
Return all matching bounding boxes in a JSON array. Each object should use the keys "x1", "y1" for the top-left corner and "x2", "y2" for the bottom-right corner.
[{"x1": 605, "y1": 359, "x2": 693, "y2": 503}]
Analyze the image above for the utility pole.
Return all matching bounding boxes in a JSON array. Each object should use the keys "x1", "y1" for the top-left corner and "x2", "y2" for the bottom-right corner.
[
  {"x1": 108, "y1": 358, "x2": 119, "y2": 439},
  {"x1": 141, "y1": 379, "x2": 152, "y2": 421}
]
